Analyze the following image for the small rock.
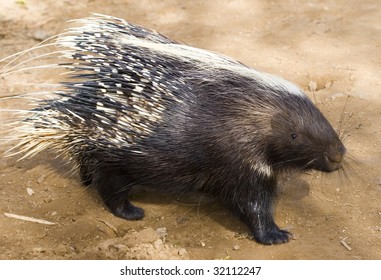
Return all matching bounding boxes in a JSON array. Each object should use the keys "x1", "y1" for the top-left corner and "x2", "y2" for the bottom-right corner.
[
  {"x1": 200, "y1": 241, "x2": 206, "y2": 247},
  {"x1": 306, "y1": 221, "x2": 317, "y2": 227},
  {"x1": 32, "y1": 30, "x2": 51, "y2": 41},
  {"x1": 156, "y1": 227, "x2": 167, "y2": 238},
  {"x1": 324, "y1": 81, "x2": 333, "y2": 88},
  {"x1": 113, "y1": 244, "x2": 128, "y2": 252},
  {"x1": 26, "y1": 187, "x2": 34, "y2": 196},
  {"x1": 43, "y1": 197, "x2": 52, "y2": 203},
  {"x1": 308, "y1": 80, "x2": 317, "y2": 92},
  {"x1": 34, "y1": 247, "x2": 46, "y2": 253},
  {"x1": 233, "y1": 245, "x2": 240, "y2": 250},
  {"x1": 138, "y1": 227, "x2": 159, "y2": 243},
  {"x1": 291, "y1": 233, "x2": 300, "y2": 240},
  {"x1": 55, "y1": 244, "x2": 71, "y2": 256},
  {"x1": 97, "y1": 223, "x2": 117, "y2": 238},
  {"x1": 178, "y1": 248, "x2": 189, "y2": 258},
  {"x1": 234, "y1": 232, "x2": 249, "y2": 239},
  {"x1": 37, "y1": 175, "x2": 46, "y2": 184},
  {"x1": 146, "y1": 247, "x2": 155, "y2": 257},
  {"x1": 153, "y1": 239, "x2": 163, "y2": 249},
  {"x1": 68, "y1": 246, "x2": 77, "y2": 253}
]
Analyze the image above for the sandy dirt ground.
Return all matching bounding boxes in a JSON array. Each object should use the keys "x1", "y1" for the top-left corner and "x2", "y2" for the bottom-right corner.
[{"x1": 0, "y1": 0, "x2": 380, "y2": 260}]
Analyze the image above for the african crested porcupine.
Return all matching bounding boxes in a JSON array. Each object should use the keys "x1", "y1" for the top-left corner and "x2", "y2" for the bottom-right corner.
[{"x1": 2, "y1": 14, "x2": 346, "y2": 245}]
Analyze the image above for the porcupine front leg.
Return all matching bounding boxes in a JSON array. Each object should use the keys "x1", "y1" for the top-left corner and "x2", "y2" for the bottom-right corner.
[
  {"x1": 91, "y1": 167, "x2": 144, "y2": 220},
  {"x1": 224, "y1": 176, "x2": 291, "y2": 245}
]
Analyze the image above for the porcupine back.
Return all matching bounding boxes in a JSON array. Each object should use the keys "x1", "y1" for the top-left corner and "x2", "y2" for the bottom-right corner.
[
  {"x1": 9, "y1": 14, "x2": 304, "y2": 177},
  {"x1": 2, "y1": 14, "x2": 346, "y2": 245}
]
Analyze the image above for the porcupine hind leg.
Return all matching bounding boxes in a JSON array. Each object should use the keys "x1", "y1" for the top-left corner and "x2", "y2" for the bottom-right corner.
[
  {"x1": 92, "y1": 167, "x2": 144, "y2": 220},
  {"x1": 76, "y1": 149, "x2": 100, "y2": 186},
  {"x1": 78, "y1": 157, "x2": 97, "y2": 186}
]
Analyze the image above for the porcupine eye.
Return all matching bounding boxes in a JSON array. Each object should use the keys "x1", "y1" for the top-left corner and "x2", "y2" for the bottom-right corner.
[{"x1": 291, "y1": 133, "x2": 297, "y2": 140}]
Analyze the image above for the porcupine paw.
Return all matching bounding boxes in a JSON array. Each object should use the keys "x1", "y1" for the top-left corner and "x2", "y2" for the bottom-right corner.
[
  {"x1": 109, "y1": 200, "x2": 145, "y2": 220},
  {"x1": 253, "y1": 228, "x2": 292, "y2": 245}
]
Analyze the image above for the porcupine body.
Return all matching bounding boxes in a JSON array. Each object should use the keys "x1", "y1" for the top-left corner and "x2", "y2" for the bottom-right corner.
[{"x1": 9, "y1": 14, "x2": 346, "y2": 245}]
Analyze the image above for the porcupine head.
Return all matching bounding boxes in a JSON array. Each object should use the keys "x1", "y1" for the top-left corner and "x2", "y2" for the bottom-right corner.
[{"x1": 1, "y1": 14, "x2": 346, "y2": 245}]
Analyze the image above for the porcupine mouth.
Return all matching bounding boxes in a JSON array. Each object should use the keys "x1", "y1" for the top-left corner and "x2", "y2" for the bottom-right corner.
[{"x1": 323, "y1": 151, "x2": 345, "y2": 172}]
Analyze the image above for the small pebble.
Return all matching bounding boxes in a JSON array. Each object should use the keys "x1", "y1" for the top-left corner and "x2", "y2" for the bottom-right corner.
[
  {"x1": 32, "y1": 30, "x2": 51, "y2": 41},
  {"x1": 33, "y1": 247, "x2": 46, "y2": 253},
  {"x1": 291, "y1": 233, "x2": 300, "y2": 240},
  {"x1": 26, "y1": 187, "x2": 34, "y2": 196},
  {"x1": 153, "y1": 239, "x2": 163, "y2": 249},
  {"x1": 308, "y1": 80, "x2": 317, "y2": 92},
  {"x1": 178, "y1": 248, "x2": 189, "y2": 258},
  {"x1": 233, "y1": 245, "x2": 240, "y2": 250},
  {"x1": 37, "y1": 175, "x2": 46, "y2": 184},
  {"x1": 156, "y1": 227, "x2": 167, "y2": 238}
]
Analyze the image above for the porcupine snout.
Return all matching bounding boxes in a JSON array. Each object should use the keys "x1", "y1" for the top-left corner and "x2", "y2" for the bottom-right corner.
[{"x1": 323, "y1": 144, "x2": 346, "y2": 172}]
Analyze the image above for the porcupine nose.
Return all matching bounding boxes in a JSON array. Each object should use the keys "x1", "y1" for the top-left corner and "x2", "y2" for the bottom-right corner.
[{"x1": 324, "y1": 144, "x2": 346, "y2": 172}]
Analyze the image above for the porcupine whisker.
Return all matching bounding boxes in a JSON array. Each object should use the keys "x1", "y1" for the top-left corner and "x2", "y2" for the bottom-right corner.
[
  {"x1": 302, "y1": 158, "x2": 318, "y2": 170},
  {"x1": 341, "y1": 126, "x2": 357, "y2": 145},
  {"x1": 338, "y1": 117, "x2": 354, "y2": 143},
  {"x1": 345, "y1": 153, "x2": 362, "y2": 167},
  {"x1": 339, "y1": 107, "x2": 353, "y2": 136},
  {"x1": 335, "y1": 95, "x2": 350, "y2": 137},
  {"x1": 272, "y1": 156, "x2": 313, "y2": 168},
  {"x1": 341, "y1": 131, "x2": 352, "y2": 143},
  {"x1": 339, "y1": 164, "x2": 350, "y2": 181},
  {"x1": 337, "y1": 98, "x2": 369, "y2": 145},
  {"x1": 341, "y1": 158, "x2": 359, "y2": 179},
  {"x1": 333, "y1": 162, "x2": 353, "y2": 186},
  {"x1": 273, "y1": 157, "x2": 305, "y2": 165}
]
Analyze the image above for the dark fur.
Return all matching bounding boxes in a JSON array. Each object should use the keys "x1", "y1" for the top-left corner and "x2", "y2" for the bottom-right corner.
[{"x1": 55, "y1": 69, "x2": 345, "y2": 245}]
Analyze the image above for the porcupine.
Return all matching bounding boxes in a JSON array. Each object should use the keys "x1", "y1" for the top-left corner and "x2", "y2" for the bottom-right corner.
[{"x1": 2, "y1": 14, "x2": 346, "y2": 245}]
